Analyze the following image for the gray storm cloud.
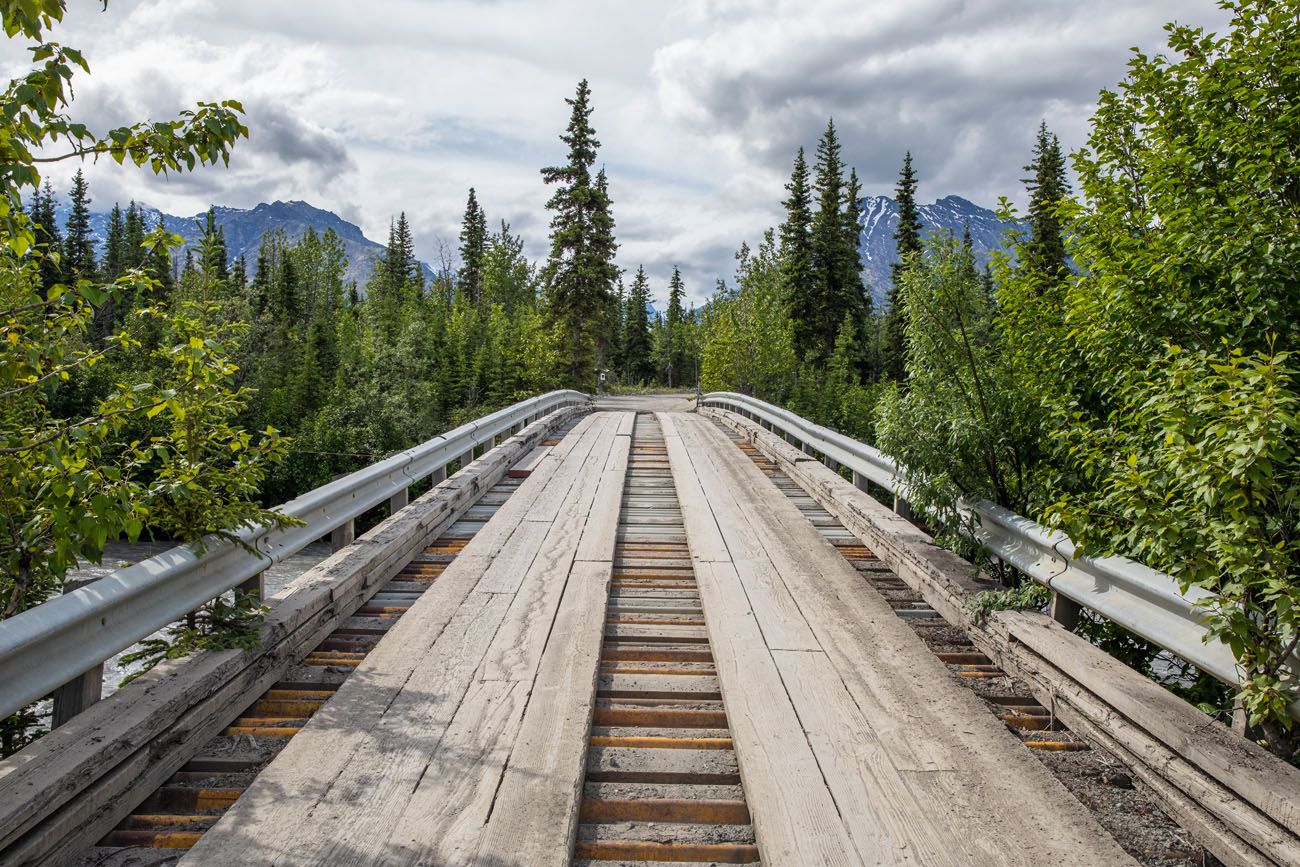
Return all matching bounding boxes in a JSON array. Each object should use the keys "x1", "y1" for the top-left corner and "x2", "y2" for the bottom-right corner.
[{"x1": 0, "y1": 0, "x2": 1233, "y2": 305}]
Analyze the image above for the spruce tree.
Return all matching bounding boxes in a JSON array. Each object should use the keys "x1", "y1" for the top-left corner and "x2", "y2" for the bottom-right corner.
[
  {"x1": 891, "y1": 152, "x2": 923, "y2": 281},
  {"x1": 199, "y1": 207, "x2": 228, "y2": 284},
  {"x1": 843, "y1": 167, "x2": 867, "y2": 314},
  {"x1": 457, "y1": 187, "x2": 487, "y2": 305},
  {"x1": 540, "y1": 79, "x2": 619, "y2": 389},
  {"x1": 232, "y1": 255, "x2": 248, "y2": 291},
  {"x1": 144, "y1": 214, "x2": 174, "y2": 302},
  {"x1": 1022, "y1": 121, "x2": 1071, "y2": 280},
  {"x1": 103, "y1": 203, "x2": 125, "y2": 281},
  {"x1": 791, "y1": 120, "x2": 866, "y2": 363},
  {"x1": 811, "y1": 120, "x2": 851, "y2": 345},
  {"x1": 381, "y1": 213, "x2": 421, "y2": 295},
  {"x1": 124, "y1": 203, "x2": 145, "y2": 269},
  {"x1": 592, "y1": 167, "x2": 621, "y2": 370},
  {"x1": 882, "y1": 152, "x2": 922, "y2": 381},
  {"x1": 90, "y1": 202, "x2": 127, "y2": 343},
  {"x1": 63, "y1": 168, "x2": 96, "y2": 281},
  {"x1": 665, "y1": 266, "x2": 686, "y2": 386},
  {"x1": 30, "y1": 181, "x2": 63, "y2": 296},
  {"x1": 780, "y1": 147, "x2": 817, "y2": 358},
  {"x1": 622, "y1": 265, "x2": 652, "y2": 383}
]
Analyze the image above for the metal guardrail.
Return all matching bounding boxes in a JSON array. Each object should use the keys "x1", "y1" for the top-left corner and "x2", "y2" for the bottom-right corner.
[
  {"x1": 699, "y1": 392, "x2": 1252, "y2": 690},
  {"x1": 0, "y1": 390, "x2": 590, "y2": 721}
]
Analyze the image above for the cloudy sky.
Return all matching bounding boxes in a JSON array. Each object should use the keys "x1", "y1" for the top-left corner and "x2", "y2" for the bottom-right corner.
[{"x1": 5, "y1": 0, "x2": 1229, "y2": 305}]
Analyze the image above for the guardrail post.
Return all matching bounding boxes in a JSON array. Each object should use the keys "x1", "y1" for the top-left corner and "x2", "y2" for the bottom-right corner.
[
  {"x1": 331, "y1": 519, "x2": 355, "y2": 552},
  {"x1": 851, "y1": 470, "x2": 869, "y2": 492},
  {"x1": 389, "y1": 487, "x2": 409, "y2": 515},
  {"x1": 51, "y1": 577, "x2": 104, "y2": 728},
  {"x1": 1231, "y1": 700, "x2": 1248, "y2": 735},
  {"x1": 1049, "y1": 592, "x2": 1082, "y2": 631},
  {"x1": 238, "y1": 571, "x2": 265, "y2": 602},
  {"x1": 457, "y1": 447, "x2": 474, "y2": 471},
  {"x1": 432, "y1": 466, "x2": 447, "y2": 486},
  {"x1": 893, "y1": 495, "x2": 914, "y2": 521}
]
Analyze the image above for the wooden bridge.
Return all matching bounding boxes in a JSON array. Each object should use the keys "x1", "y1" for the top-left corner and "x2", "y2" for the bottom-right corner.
[{"x1": 1, "y1": 396, "x2": 1297, "y2": 867}]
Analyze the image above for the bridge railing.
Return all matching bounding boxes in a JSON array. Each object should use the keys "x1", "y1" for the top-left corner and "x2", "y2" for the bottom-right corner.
[
  {"x1": 0, "y1": 390, "x2": 591, "y2": 722},
  {"x1": 699, "y1": 391, "x2": 1272, "y2": 698}
]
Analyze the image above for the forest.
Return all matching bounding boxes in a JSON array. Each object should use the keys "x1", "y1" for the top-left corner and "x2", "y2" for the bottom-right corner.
[
  {"x1": 698, "y1": 0, "x2": 1299, "y2": 757},
  {"x1": 1, "y1": 0, "x2": 1297, "y2": 760}
]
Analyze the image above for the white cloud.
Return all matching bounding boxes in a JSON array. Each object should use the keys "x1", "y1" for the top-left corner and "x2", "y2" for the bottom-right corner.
[{"x1": 0, "y1": 0, "x2": 1230, "y2": 306}]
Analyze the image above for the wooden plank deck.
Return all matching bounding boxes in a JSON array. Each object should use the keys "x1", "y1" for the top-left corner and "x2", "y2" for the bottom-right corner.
[
  {"x1": 661, "y1": 412, "x2": 1135, "y2": 867},
  {"x1": 181, "y1": 412, "x2": 633, "y2": 867}
]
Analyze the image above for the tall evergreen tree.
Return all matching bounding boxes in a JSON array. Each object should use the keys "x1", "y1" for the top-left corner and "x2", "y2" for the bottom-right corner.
[
  {"x1": 381, "y1": 212, "x2": 420, "y2": 294},
  {"x1": 1022, "y1": 121, "x2": 1071, "y2": 280},
  {"x1": 591, "y1": 167, "x2": 621, "y2": 370},
  {"x1": 810, "y1": 120, "x2": 853, "y2": 339},
  {"x1": 124, "y1": 202, "x2": 145, "y2": 269},
  {"x1": 92, "y1": 202, "x2": 126, "y2": 342},
  {"x1": 231, "y1": 254, "x2": 248, "y2": 291},
  {"x1": 63, "y1": 168, "x2": 96, "y2": 281},
  {"x1": 30, "y1": 181, "x2": 62, "y2": 297},
  {"x1": 199, "y1": 207, "x2": 228, "y2": 284},
  {"x1": 882, "y1": 152, "x2": 922, "y2": 380},
  {"x1": 664, "y1": 266, "x2": 686, "y2": 386},
  {"x1": 891, "y1": 152, "x2": 923, "y2": 281},
  {"x1": 457, "y1": 187, "x2": 487, "y2": 305},
  {"x1": 790, "y1": 121, "x2": 866, "y2": 363},
  {"x1": 780, "y1": 147, "x2": 817, "y2": 358},
  {"x1": 843, "y1": 167, "x2": 867, "y2": 314},
  {"x1": 102, "y1": 203, "x2": 125, "y2": 281},
  {"x1": 540, "y1": 79, "x2": 620, "y2": 388},
  {"x1": 144, "y1": 213, "x2": 174, "y2": 303},
  {"x1": 622, "y1": 265, "x2": 653, "y2": 382}
]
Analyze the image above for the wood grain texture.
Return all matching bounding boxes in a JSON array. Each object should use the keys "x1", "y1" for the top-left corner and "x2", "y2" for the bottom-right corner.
[
  {"x1": 670, "y1": 412, "x2": 1133, "y2": 866},
  {"x1": 708, "y1": 406, "x2": 1300, "y2": 867},
  {"x1": 0, "y1": 406, "x2": 586, "y2": 867},
  {"x1": 180, "y1": 409, "x2": 624, "y2": 867},
  {"x1": 659, "y1": 413, "x2": 729, "y2": 562},
  {"x1": 694, "y1": 563, "x2": 860, "y2": 867},
  {"x1": 473, "y1": 558, "x2": 613, "y2": 866}
]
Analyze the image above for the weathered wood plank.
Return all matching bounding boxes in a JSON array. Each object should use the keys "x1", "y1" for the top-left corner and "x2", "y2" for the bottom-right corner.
[
  {"x1": 0, "y1": 406, "x2": 587, "y2": 867},
  {"x1": 670, "y1": 417, "x2": 821, "y2": 653},
  {"x1": 1006, "y1": 612, "x2": 1300, "y2": 838},
  {"x1": 708, "y1": 406, "x2": 1300, "y2": 867},
  {"x1": 526, "y1": 413, "x2": 612, "y2": 524},
  {"x1": 385, "y1": 678, "x2": 531, "y2": 865},
  {"x1": 182, "y1": 407, "x2": 623, "y2": 866},
  {"x1": 693, "y1": 562, "x2": 860, "y2": 867},
  {"x1": 479, "y1": 426, "x2": 621, "y2": 683},
  {"x1": 678, "y1": 413, "x2": 1133, "y2": 865},
  {"x1": 771, "y1": 648, "x2": 957, "y2": 866},
  {"x1": 574, "y1": 413, "x2": 633, "y2": 563},
  {"x1": 986, "y1": 612, "x2": 1300, "y2": 867},
  {"x1": 472, "y1": 558, "x2": 612, "y2": 866},
  {"x1": 473, "y1": 518, "x2": 550, "y2": 594},
  {"x1": 703, "y1": 407, "x2": 981, "y2": 626},
  {"x1": 658, "y1": 413, "x2": 729, "y2": 562}
]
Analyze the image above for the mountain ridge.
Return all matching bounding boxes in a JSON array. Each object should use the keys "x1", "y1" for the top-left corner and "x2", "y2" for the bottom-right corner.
[
  {"x1": 56, "y1": 194, "x2": 1021, "y2": 300},
  {"x1": 53, "y1": 198, "x2": 431, "y2": 286},
  {"x1": 857, "y1": 194, "x2": 1025, "y2": 306}
]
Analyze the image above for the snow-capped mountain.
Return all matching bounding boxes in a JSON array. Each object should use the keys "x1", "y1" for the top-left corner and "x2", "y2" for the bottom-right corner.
[
  {"x1": 858, "y1": 195, "x2": 1025, "y2": 307},
  {"x1": 53, "y1": 199, "x2": 431, "y2": 286}
]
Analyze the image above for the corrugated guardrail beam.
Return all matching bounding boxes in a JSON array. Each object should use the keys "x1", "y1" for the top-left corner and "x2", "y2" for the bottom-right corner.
[
  {"x1": 0, "y1": 390, "x2": 590, "y2": 721},
  {"x1": 699, "y1": 391, "x2": 1298, "y2": 708}
]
